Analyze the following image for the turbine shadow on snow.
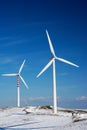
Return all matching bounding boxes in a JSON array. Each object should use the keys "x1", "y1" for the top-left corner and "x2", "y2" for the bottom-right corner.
[
  {"x1": 0, "y1": 122, "x2": 57, "y2": 130},
  {"x1": 0, "y1": 122, "x2": 39, "y2": 130}
]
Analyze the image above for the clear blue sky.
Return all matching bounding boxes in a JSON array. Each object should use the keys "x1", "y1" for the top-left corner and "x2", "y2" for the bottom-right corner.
[{"x1": 0, "y1": 0, "x2": 87, "y2": 108}]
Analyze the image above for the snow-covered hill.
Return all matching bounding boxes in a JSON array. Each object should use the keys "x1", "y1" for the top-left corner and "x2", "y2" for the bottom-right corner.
[{"x1": 0, "y1": 106, "x2": 87, "y2": 130}]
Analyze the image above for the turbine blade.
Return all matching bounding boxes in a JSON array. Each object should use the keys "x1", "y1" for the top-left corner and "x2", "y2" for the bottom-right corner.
[
  {"x1": 37, "y1": 58, "x2": 54, "y2": 78},
  {"x1": 56, "y1": 56, "x2": 79, "y2": 67},
  {"x1": 2, "y1": 74, "x2": 17, "y2": 76},
  {"x1": 20, "y1": 75, "x2": 29, "y2": 89},
  {"x1": 46, "y1": 30, "x2": 56, "y2": 56},
  {"x1": 19, "y1": 60, "x2": 25, "y2": 74}
]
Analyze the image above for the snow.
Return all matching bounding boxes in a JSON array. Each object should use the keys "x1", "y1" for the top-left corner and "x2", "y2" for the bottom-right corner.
[{"x1": 0, "y1": 106, "x2": 87, "y2": 130}]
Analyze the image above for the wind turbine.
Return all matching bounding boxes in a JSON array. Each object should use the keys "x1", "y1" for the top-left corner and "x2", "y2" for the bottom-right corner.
[
  {"x1": 2, "y1": 60, "x2": 29, "y2": 107},
  {"x1": 37, "y1": 30, "x2": 79, "y2": 114}
]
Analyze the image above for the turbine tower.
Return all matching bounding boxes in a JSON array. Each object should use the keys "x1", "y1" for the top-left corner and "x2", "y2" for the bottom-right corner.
[
  {"x1": 2, "y1": 60, "x2": 29, "y2": 107},
  {"x1": 37, "y1": 30, "x2": 79, "y2": 114}
]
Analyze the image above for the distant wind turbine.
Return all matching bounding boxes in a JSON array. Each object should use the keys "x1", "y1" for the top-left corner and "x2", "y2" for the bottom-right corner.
[
  {"x1": 37, "y1": 30, "x2": 79, "y2": 114},
  {"x1": 2, "y1": 60, "x2": 29, "y2": 107}
]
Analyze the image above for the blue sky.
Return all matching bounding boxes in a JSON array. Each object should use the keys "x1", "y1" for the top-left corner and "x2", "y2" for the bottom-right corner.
[{"x1": 0, "y1": 0, "x2": 87, "y2": 108}]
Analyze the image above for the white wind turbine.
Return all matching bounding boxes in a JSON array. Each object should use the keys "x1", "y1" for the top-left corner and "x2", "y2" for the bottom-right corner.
[
  {"x1": 37, "y1": 30, "x2": 79, "y2": 114},
  {"x1": 2, "y1": 60, "x2": 29, "y2": 107}
]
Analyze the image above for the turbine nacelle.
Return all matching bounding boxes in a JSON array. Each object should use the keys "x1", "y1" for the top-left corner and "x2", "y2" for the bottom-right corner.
[{"x1": 50, "y1": 56, "x2": 55, "y2": 61}]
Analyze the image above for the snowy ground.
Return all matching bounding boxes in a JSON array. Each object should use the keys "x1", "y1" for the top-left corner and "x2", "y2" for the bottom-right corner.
[{"x1": 0, "y1": 106, "x2": 87, "y2": 130}]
